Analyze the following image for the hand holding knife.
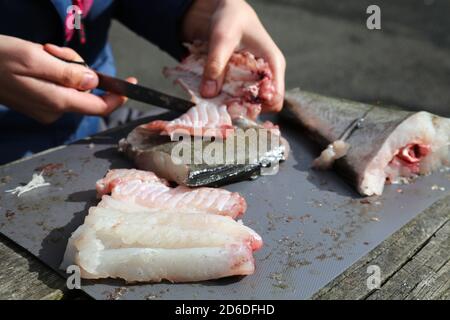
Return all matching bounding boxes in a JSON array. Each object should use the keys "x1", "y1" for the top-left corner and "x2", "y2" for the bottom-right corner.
[{"x1": 57, "y1": 57, "x2": 195, "y2": 113}]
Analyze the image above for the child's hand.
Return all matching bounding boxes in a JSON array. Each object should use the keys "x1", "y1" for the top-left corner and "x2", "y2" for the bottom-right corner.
[
  {"x1": 182, "y1": 0, "x2": 286, "y2": 112},
  {"x1": 0, "y1": 35, "x2": 135, "y2": 124}
]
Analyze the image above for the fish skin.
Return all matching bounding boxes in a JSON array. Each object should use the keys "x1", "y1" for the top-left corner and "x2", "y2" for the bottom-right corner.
[
  {"x1": 283, "y1": 88, "x2": 450, "y2": 196},
  {"x1": 118, "y1": 122, "x2": 289, "y2": 188},
  {"x1": 283, "y1": 89, "x2": 413, "y2": 148}
]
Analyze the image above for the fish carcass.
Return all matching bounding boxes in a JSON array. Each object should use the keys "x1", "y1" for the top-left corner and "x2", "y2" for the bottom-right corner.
[
  {"x1": 145, "y1": 42, "x2": 277, "y2": 138},
  {"x1": 119, "y1": 43, "x2": 289, "y2": 187},
  {"x1": 61, "y1": 169, "x2": 262, "y2": 283},
  {"x1": 282, "y1": 88, "x2": 450, "y2": 196}
]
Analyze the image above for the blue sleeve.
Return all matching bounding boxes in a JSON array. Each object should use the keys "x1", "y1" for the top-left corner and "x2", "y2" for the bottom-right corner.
[{"x1": 114, "y1": 0, "x2": 193, "y2": 60}]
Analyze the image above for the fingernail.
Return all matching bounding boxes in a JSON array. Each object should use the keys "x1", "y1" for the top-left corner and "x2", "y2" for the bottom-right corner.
[
  {"x1": 203, "y1": 80, "x2": 217, "y2": 97},
  {"x1": 81, "y1": 72, "x2": 96, "y2": 90}
]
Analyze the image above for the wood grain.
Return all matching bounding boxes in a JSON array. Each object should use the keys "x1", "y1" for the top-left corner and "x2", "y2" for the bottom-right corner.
[
  {"x1": 313, "y1": 195, "x2": 450, "y2": 300},
  {"x1": 0, "y1": 235, "x2": 70, "y2": 300}
]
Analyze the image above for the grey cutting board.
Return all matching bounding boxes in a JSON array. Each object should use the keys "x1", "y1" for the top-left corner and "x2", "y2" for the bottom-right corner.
[{"x1": 0, "y1": 114, "x2": 449, "y2": 300}]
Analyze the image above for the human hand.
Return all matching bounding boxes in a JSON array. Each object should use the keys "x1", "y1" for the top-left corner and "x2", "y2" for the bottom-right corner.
[
  {"x1": 0, "y1": 35, "x2": 136, "y2": 124},
  {"x1": 182, "y1": 0, "x2": 286, "y2": 112}
]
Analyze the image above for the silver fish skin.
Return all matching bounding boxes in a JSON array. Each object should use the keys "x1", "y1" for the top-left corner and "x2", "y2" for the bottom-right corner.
[
  {"x1": 282, "y1": 88, "x2": 450, "y2": 196},
  {"x1": 118, "y1": 123, "x2": 289, "y2": 187}
]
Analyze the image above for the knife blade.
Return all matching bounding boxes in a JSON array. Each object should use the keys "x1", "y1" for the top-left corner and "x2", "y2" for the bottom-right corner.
[
  {"x1": 55, "y1": 57, "x2": 195, "y2": 112},
  {"x1": 96, "y1": 72, "x2": 195, "y2": 113}
]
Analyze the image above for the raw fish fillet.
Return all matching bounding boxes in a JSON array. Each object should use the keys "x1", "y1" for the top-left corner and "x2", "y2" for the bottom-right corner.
[
  {"x1": 146, "y1": 42, "x2": 276, "y2": 138},
  {"x1": 61, "y1": 208, "x2": 262, "y2": 282},
  {"x1": 97, "y1": 195, "x2": 157, "y2": 214},
  {"x1": 67, "y1": 207, "x2": 262, "y2": 252},
  {"x1": 96, "y1": 168, "x2": 167, "y2": 197},
  {"x1": 97, "y1": 169, "x2": 247, "y2": 218},
  {"x1": 63, "y1": 226, "x2": 255, "y2": 283},
  {"x1": 282, "y1": 88, "x2": 450, "y2": 196},
  {"x1": 61, "y1": 170, "x2": 262, "y2": 283}
]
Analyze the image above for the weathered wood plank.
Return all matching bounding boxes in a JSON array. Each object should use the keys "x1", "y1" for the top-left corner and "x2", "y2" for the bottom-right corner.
[
  {"x1": 368, "y1": 221, "x2": 450, "y2": 300},
  {"x1": 0, "y1": 235, "x2": 67, "y2": 300},
  {"x1": 313, "y1": 195, "x2": 450, "y2": 300},
  {"x1": 406, "y1": 259, "x2": 450, "y2": 300}
]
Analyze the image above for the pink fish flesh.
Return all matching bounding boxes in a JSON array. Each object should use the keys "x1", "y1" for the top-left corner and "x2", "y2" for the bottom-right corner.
[
  {"x1": 96, "y1": 168, "x2": 168, "y2": 197},
  {"x1": 146, "y1": 42, "x2": 276, "y2": 138},
  {"x1": 96, "y1": 169, "x2": 247, "y2": 218}
]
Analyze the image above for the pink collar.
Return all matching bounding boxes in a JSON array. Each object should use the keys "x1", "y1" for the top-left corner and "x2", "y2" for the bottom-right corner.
[{"x1": 64, "y1": 0, "x2": 93, "y2": 44}]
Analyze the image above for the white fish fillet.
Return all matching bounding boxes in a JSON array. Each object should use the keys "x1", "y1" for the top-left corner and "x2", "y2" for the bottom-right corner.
[
  {"x1": 90, "y1": 246, "x2": 254, "y2": 283},
  {"x1": 70, "y1": 236, "x2": 255, "y2": 283},
  {"x1": 66, "y1": 207, "x2": 262, "y2": 252},
  {"x1": 61, "y1": 169, "x2": 261, "y2": 283},
  {"x1": 61, "y1": 209, "x2": 260, "y2": 282}
]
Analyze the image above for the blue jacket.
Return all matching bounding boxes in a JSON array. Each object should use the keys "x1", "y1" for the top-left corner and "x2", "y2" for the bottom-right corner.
[{"x1": 0, "y1": 0, "x2": 192, "y2": 165}]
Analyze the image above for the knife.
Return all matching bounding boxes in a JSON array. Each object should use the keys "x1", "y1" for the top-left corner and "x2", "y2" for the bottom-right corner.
[{"x1": 58, "y1": 58, "x2": 195, "y2": 113}]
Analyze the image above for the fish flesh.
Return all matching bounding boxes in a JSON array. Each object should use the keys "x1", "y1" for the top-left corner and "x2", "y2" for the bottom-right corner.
[
  {"x1": 62, "y1": 223, "x2": 257, "y2": 282},
  {"x1": 118, "y1": 43, "x2": 288, "y2": 187},
  {"x1": 61, "y1": 169, "x2": 262, "y2": 282},
  {"x1": 71, "y1": 207, "x2": 261, "y2": 251},
  {"x1": 62, "y1": 170, "x2": 261, "y2": 282},
  {"x1": 97, "y1": 169, "x2": 247, "y2": 218},
  {"x1": 96, "y1": 168, "x2": 168, "y2": 197},
  {"x1": 282, "y1": 88, "x2": 450, "y2": 196},
  {"x1": 145, "y1": 42, "x2": 276, "y2": 138}
]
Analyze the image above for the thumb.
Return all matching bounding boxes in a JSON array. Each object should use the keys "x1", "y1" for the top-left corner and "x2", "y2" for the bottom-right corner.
[
  {"x1": 42, "y1": 43, "x2": 98, "y2": 91},
  {"x1": 201, "y1": 28, "x2": 238, "y2": 98}
]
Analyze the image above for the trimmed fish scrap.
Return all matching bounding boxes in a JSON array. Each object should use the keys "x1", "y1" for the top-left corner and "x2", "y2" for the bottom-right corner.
[
  {"x1": 282, "y1": 88, "x2": 450, "y2": 196},
  {"x1": 61, "y1": 169, "x2": 262, "y2": 283},
  {"x1": 146, "y1": 42, "x2": 276, "y2": 138}
]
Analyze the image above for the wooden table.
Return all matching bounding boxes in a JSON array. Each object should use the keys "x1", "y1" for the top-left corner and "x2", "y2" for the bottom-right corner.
[
  {"x1": 1, "y1": 186, "x2": 448, "y2": 300},
  {"x1": 2, "y1": 0, "x2": 449, "y2": 300}
]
